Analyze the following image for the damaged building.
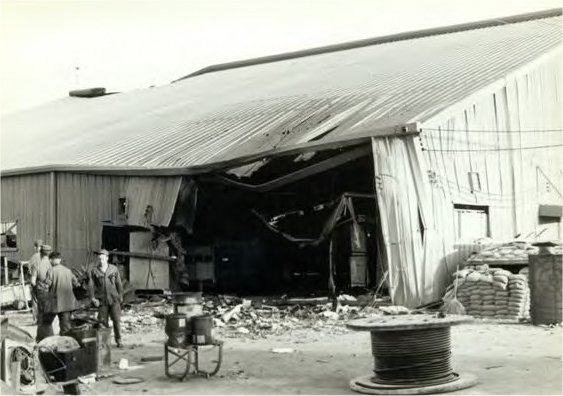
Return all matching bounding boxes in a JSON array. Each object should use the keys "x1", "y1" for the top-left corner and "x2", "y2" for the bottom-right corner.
[{"x1": 1, "y1": 9, "x2": 562, "y2": 308}]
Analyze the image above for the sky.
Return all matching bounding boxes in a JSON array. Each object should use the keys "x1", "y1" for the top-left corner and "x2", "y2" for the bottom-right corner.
[{"x1": 0, "y1": 0, "x2": 561, "y2": 115}]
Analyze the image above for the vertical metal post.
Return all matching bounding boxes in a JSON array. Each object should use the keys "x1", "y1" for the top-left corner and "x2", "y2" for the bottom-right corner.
[
  {"x1": 20, "y1": 262, "x2": 29, "y2": 310},
  {"x1": 49, "y1": 171, "x2": 58, "y2": 249},
  {"x1": 3, "y1": 256, "x2": 8, "y2": 286}
]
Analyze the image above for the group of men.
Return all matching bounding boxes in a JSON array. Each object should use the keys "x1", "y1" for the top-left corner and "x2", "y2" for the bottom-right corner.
[{"x1": 29, "y1": 240, "x2": 124, "y2": 348}]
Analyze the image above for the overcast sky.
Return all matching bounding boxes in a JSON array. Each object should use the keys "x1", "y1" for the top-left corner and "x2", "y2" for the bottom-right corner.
[{"x1": 0, "y1": 0, "x2": 561, "y2": 115}]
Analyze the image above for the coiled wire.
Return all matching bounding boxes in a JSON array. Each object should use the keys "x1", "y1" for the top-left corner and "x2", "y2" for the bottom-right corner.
[{"x1": 370, "y1": 327, "x2": 456, "y2": 386}]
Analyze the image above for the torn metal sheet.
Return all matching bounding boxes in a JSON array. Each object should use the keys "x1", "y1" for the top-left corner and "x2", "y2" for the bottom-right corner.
[
  {"x1": 225, "y1": 159, "x2": 271, "y2": 179},
  {"x1": 216, "y1": 145, "x2": 371, "y2": 192}
]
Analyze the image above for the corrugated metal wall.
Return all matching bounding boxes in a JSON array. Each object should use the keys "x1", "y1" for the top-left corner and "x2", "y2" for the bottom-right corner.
[
  {"x1": 56, "y1": 173, "x2": 126, "y2": 268},
  {"x1": 1, "y1": 173, "x2": 53, "y2": 261},
  {"x1": 420, "y1": 51, "x2": 562, "y2": 247},
  {"x1": 1, "y1": 172, "x2": 182, "y2": 270}
]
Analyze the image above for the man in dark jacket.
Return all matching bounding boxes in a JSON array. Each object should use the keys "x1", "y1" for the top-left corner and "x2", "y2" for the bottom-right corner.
[
  {"x1": 38, "y1": 252, "x2": 80, "y2": 341},
  {"x1": 89, "y1": 249, "x2": 124, "y2": 348}
]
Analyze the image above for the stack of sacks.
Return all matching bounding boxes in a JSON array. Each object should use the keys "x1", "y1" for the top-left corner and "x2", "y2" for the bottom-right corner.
[
  {"x1": 467, "y1": 241, "x2": 536, "y2": 265},
  {"x1": 507, "y1": 274, "x2": 530, "y2": 319},
  {"x1": 455, "y1": 270, "x2": 477, "y2": 311},
  {"x1": 451, "y1": 266, "x2": 530, "y2": 320},
  {"x1": 491, "y1": 269, "x2": 511, "y2": 319}
]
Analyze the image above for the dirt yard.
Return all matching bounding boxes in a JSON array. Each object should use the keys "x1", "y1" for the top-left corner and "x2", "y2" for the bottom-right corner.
[{"x1": 6, "y1": 311, "x2": 562, "y2": 395}]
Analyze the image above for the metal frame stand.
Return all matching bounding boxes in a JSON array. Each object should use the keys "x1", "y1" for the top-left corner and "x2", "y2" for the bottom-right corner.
[{"x1": 164, "y1": 340, "x2": 223, "y2": 381}]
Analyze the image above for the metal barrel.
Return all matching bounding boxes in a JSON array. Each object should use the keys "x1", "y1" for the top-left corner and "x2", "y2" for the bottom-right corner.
[
  {"x1": 191, "y1": 315, "x2": 214, "y2": 345},
  {"x1": 172, "y1": 292, "x2": 204, "y2": 318},
  {"x1": 165, "y1": 314, "x2": 189, "y2": 347},
  {"x1": 529, "y1": 251, "x2": 562, "y2": 325}
]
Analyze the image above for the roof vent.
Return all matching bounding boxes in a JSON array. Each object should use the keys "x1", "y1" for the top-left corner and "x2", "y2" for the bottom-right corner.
[{"x1": 69, "y1": 87, "x2": 106, "y2": 98}]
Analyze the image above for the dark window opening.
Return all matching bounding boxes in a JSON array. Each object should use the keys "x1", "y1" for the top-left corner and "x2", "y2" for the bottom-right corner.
[{"x1": 1, "y1": 221, "x2": 18, "y2": 250}]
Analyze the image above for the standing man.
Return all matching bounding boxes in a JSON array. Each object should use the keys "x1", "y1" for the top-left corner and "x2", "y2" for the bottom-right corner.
[
  {"x1": 39, "y1": 252, "x2": 80, "y2": 340},
  {"x1": 89, "y1": 249, "x2": 124, "y2": 348},
  {"x1": 32, "y1": 245, "x2": 53, "y2": 341},
  {"x1": 28, "y1": 239, "x2": 43, "y2": 324}
]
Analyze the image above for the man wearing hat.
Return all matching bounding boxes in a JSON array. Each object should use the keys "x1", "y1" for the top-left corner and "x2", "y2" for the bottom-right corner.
[
  {"x1": 39, "y1": 252, "x2": 80, "y2": 340},
  {"x1": 28, "y1": 239, "x2": 43, "y2": 324},
  {"x1": 88, "y1": 249, "x2": 124, "y2": 348},
  {"x1": 31, "y1": 244, "x2": 53, "y2": 340}
]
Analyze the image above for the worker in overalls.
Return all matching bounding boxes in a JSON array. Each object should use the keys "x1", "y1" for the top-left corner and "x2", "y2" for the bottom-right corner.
[
  {"x1": 33, "y1": 245, "x2": 54, "y2": 341},
  {"x1": 28, "y1": 239, "x2": 43, "y2": 324},
  {"x1": 88, "y1": 249, "x2": 124, "y2": 348}
]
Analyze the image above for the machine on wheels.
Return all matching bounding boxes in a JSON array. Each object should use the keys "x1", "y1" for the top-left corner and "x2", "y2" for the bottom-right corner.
[{"x1": 163, "y1": 293, "x2": 223, "y2": 381}]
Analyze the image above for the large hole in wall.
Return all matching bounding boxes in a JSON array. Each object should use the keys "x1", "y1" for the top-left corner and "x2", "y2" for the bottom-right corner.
[{"x1": 171, "y1": 147, "x2": 384, "y2": 297}]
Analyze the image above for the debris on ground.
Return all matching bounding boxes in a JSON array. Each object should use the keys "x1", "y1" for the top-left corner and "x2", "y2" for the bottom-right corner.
[
  {"x1": 271, "y1": 348, "x2": 294, "y2": 354},
  {"x1": 112, "y1": 376, "x2": 145, "y2": 385},
  {"x1": 78, "y1": 373, "x2": 97, "y2": 384},
  {"x1": 140, "y1": 356, "x2": 163, "y2": 363},
  {"x1": 118, "y1": 358, "x2": 129, "y2": 370},
  {"x1": 337, "y1": 294, "x2": 357, "y2": 303},
  {"x1": 379, "y1": 306, "x2": 410, "y2": 315},
  {"x1": 119, "y1": 293, "x2": 392, "y2": 340}
]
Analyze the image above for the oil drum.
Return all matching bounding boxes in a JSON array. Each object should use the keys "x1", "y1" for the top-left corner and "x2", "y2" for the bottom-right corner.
[
  {"x1": 172, "y1": 292, "x2": 203, "y2": 317},
  {"x1": 529, "y1": 248, "x2": 562, "y2": 325},
  {"x1": 165, "y1": 314, "x2": 188, "y2": 347},
  {"x1": 191, "y1": 315, "x2": 213, "y2": 345}
]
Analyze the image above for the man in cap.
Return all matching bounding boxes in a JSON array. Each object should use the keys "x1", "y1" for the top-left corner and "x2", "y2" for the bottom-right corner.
[
  {"x1": 39, "y1": 252, "x2": 80, "y2": 340},
  {"x1": 89, "y1": 249, "x2": 124, "y2": 348},
  {"x1": 28, "y1": 239, "x2": 43, "y2": 324},
  {"x1": 32, "y1": 244, "x2": 54, "y2": 340}
]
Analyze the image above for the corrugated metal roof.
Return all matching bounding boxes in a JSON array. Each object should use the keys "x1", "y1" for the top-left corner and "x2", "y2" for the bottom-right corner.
[{"x1": 1, "y1": 10, "x2": 561, "y2": 172}]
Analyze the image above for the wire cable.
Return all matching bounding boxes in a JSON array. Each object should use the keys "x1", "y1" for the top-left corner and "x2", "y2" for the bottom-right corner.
[
  {"x1": 421, "y1": 128, "x2": 563, "y2": 133},
  {"x1": 370, "y1": 327, "x2": 456, "y2": 386},
  {"x1": 422, "y1": 144, "x2": 563, "y2": 152}
]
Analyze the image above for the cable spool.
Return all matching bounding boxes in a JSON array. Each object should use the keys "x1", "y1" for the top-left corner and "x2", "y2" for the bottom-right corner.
[{"x1": 347, "y1": 314, "x2": 478, "y2": 395}]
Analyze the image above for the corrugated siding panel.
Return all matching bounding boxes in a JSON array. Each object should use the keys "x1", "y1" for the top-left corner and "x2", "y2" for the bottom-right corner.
[
  {"x1": 420, "y1": 52, "x2": 562, "y2": 243},
  {"x1": 0, "y1": 174, "x2": 52, "y2": 261},
  {"x1": 123, "y1": 177, "x2": 182, "y2": 226},
  {"x1": 55, "y1": 174, "x2": 182, "y2": 269},
  {"x1": 56, "y1": 173, "x2": 125, "y2": 268},
  {"x1": 1, "y1": 16, "x2": 561, "y2": 170}
]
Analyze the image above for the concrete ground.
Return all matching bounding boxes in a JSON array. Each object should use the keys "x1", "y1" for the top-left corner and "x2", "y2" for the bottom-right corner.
[{"x1": 5, "y1": 312, "x2": 562, "y2": 395}]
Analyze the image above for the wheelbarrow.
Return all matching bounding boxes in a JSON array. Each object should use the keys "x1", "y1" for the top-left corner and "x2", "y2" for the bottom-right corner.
[{"x1": 37, "y1": 335, "x2": 97, "y2": 395}]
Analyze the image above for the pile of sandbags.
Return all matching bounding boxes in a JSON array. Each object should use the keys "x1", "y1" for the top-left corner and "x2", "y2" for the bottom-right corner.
[
  {"x1": 467, "y1": 241, "x2": 537, "y2": 265},
  {"x1": 454, "y1": 266, "x2": 530, "y2": 320}
]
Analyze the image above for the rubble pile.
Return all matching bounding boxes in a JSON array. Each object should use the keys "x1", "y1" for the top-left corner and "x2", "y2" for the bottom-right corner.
[
  {"x1": 121, "y1": 300, "x2": 171, "y2": 332},
  {"x1": 120, "y1": 294, "x2": 389, "y2": 338},
  {"x1": 453, "y1": 265, "x2": 530, "y2": 320},
  {"x1": 204, "y1": 295, "x2": 385, "y2": 339}
]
